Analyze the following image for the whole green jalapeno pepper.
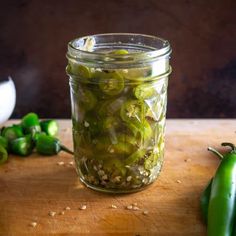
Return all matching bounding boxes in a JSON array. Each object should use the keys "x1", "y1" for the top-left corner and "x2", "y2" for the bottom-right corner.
[
  {"x1": 36, "y1": 134, "x2": 73, "y2": 156},
  {"x1": 200, "y1": 147, "x2": 223, "y2": 224},
  {"x1": 200, "y1": 178, "x2": 212, "y2": 224},
  {"x1": 207, "y1": 142, "x2": 236, "y2": 236}
]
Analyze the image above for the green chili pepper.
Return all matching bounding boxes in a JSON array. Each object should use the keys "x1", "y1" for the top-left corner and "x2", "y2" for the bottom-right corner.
[
  {"x1": 110, "y1": 49, "x2": 129, "y2": 55},
  {"x1": 116, "y1": 134, "x2": 137, "y2": 146},
  {"x1": 207, "y1": 142, "x2": 236, "y2": 236},
  {"x1": 200, "y1": 147, "x2": 223, "y2": 223},
  {"x1": 126, "y1": 119, "x2": 152, "y2": 141},
  {"x1": 10, "y1": 136, "x2": 33, "y2": 156},
  {"x1": 103, "y1": 157, "x2": 127, "y2": 176},
  {"x1": 0, "y1": 145, "x2": 8, "y2": 164},
  {"x1": 36, "y1": 134, "x2": 73, "y2": 156},
  {"x1": 0, "y1": 136, "x2": 9, "y2": 150},
  {"x1": 21, "y1": 112, "x2": 41, "y2": 134},
  {"x1": 200, "y1": 178, "x2": 212, "y2": 224},
  {"x1": 40, "y1": 120, "x2": 59, "y2": 137},
  {"x1": 67, "y1": 63, "x2": 92, "y2": 80},
  {"x1": 120, "y1": 99, "x2": 147, "y2": 123},
  {"x1": 98, "y1": 71, "x2": 124, "y2": 96},
  {"x1": 1, "y1": 125, "x2": 24, "y2": 141},
  {"x1": 144, "y1": 151, "x2": 159, "y2": 170},
  {"x1": 133, "y1": 83, "x2": 157, "y2": 100},
  {"x1": 79, "y1": 88, "x2": 97, "y2": 111}
]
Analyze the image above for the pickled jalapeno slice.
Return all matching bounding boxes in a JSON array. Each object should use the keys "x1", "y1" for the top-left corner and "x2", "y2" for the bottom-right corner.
[
  {"x1": 102, "y1": 116, "x2": 120, "y2": 130},
  {"x1": 144, "y1": 151, "x2": 159, "y2": 170},
  {"x1": 134, "y1": 83, "x2": 157, "y2": 100},
  {"x1": 79, "y1": 88, "x2": 97, "y2": 111},
  {"x1": 120, "y1": 99, "x2": 147, "y2": 123},
  {"x1": 67, "y1": 63, "x2": 92, "y2": 80},
  {"x1": 110, "y1": 49, "x2": 129, "y2": 55},
  {"x1": 98, "y1": 71, "x2": 124, "y2": 96},
  {"x1": 125, "y1": 149, "x2": 146, "y2": 165}
]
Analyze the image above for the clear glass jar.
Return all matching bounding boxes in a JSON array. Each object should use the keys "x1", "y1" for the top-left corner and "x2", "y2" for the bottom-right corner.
[{"x1": 66, "y1": 33, "x2": 172, "y2": 193}]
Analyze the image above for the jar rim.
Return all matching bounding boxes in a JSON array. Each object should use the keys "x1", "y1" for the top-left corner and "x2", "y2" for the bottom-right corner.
[{"x1": 67, "y1": 33, "x2": 171, "y2": 67}]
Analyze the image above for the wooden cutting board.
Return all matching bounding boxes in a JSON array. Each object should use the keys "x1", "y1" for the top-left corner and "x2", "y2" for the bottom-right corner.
[{"x1": 0, "y1": 119, "x2": 235, "y2": 236}]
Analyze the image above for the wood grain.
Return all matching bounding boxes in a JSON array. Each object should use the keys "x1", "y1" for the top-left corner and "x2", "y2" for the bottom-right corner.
[{"x1": 0, "y1": 119, "x2": 235, "y2": 236}]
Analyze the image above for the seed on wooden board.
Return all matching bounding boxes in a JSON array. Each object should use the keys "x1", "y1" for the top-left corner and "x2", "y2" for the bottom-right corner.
[
  {"x1": 65, "y1": 206, "x2": 71, "y2": 210},
  {"x1": 143, "y1": 210, "x2": 149, "y2": 215},
  {"x1": 111, "y1": 204, "x2": 117, "y2": 209},
  {"x1": 132, "y1": 206, "x2": 139, "y2": 211},
  {"x1": 29, "y1": 222, "x2": 37, "y2": 227},
  {"x1": 48, "y1": 211, "x2": 56, "y2": 217},
  {"x1": 79, "y1": 205, "x2": 87, "y2": 210},
  {"x1": 57, "y1": 161, "x2": 64, "y2": 166},
  {"x1": 126, "y1": 205, "x2": 133, "y2": 210},
  {"x1": 176, "y1": 180, "x2": 182, "y2": 184}
]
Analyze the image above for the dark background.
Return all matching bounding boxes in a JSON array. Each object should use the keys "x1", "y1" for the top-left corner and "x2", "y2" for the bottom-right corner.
[{"x1": 0, "y1": 0, "x2": 235, "y2": 118}]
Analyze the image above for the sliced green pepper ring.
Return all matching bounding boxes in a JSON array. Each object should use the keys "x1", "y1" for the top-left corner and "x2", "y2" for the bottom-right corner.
[
  {"x1": 133, "y1": 83, "x2": 157, "y2": 100},
  {"x1": 116, "y1": 133, "x2": 137, "y2": 146},
  {"x1": 103, "y1": 157, "x2": 127, "y2": 176},
  {"x1": 120, "y1": 99, "x2": 147, "y2": 123},
  {"x1": 68, "y1": 63, "x2": 92, "y2": 80},
  {"x1": 117, "y1": 67, "x2": 152, "y2": 81},
  {"x1": 98, "y1": 71, "x2": 124, "y2": 96},
  {"x1": 126, "y1": 119, "x2": 152, "y2": 140},
  {"x1": 109, "y1": 49, "x2": 129, "y2": 55},
  {"x1": 79, "y1": 88, "x2": 97, "y2": 111},
  {"x1": 144, "y1": 151, "x2": 159, "y2": 170},
  {"x1": 102, "y1": 116, "x2": 120, "y2": 130},
  {"x1": 108, "y1": 142, "x2": 134, "y2": 156}
]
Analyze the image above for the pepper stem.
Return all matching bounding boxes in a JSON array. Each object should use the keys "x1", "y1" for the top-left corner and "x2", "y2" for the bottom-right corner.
[
  {"x1": 221, "y1": 142, "x2": 236, "y2": 151},
  {"x1": 207, "y1": 147, "x2": 223, "y2": 160},
  {"x1": 60, "y1": 144, "x2": 74, "y2": 155}
]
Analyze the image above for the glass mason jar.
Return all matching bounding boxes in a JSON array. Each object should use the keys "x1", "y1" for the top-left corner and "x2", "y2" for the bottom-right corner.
[{"x1": 66, "y1": 33, "x2": 172, "y2": 193}]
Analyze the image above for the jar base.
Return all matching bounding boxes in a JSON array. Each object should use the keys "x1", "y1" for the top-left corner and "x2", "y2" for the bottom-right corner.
[{"x1": 78, "y1": 176, "x2": 157, "y2": 194}]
